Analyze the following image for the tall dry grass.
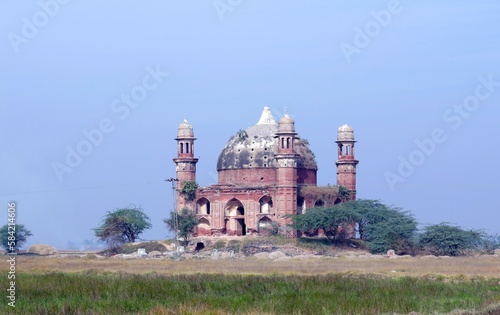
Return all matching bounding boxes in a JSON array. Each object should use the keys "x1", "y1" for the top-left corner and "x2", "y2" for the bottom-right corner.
[{"x1": 4, "y1": 255, "x2": 499, "y2": 278}]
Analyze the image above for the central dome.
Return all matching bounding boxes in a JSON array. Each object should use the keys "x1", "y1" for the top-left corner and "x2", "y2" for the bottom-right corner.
[{"x1": 217, "y1": 107, "x2": 317, "y2": 172}]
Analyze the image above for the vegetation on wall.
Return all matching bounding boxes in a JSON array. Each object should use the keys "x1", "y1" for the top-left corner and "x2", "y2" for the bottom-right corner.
[
  {"x1": 337, "y1": 185, "x2": 353, "y2": 202},
  {"x1": 179, "y1": 181, "x2": 199, "y2": 202},
  {"x1": 236, "y1": 129, "x2": 248, "y2": 142}
]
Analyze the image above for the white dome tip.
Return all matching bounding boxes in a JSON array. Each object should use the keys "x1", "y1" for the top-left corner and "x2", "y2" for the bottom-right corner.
[{"x1": 256, "y1": 107, "x2": 277, "y2": 125}]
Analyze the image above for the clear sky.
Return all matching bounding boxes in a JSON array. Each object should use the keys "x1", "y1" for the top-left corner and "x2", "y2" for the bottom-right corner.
[{"x1": 1, "y1": 1, "x2": 499, "y2": 250}]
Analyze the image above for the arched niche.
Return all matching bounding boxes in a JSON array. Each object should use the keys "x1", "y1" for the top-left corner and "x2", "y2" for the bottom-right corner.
[
  {"x1": 259, "y1": 196, "x2": 273, "y2": 214},
  {"x1": 196, "y1": 198, "x2": 211, "y2": 215}
]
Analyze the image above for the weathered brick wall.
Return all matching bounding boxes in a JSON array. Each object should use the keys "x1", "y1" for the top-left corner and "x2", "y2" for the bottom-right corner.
[
  {"x1": 195, "y1": 187, "x2": 279, "y2": 236},
  {"x1": 217, "y1": 168, "x2": 278, "y2": 185}
]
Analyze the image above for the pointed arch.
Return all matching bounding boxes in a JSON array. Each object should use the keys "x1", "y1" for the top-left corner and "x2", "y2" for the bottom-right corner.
[
  {"x1": 314, "y1": 199, "x2": 325, "y2": 208},
  {"x1": 198, "y1": 217, "x2": 210, "y2": 226},
  {"x1": 225, "y1": 198, "x2": 245, "y2": 216},
  {"x1": 196, "y1": 198, "x2": 211, "y2": 215},
  {"x1": 259, "y1": 196, "x2": 273, "y2": 214}
]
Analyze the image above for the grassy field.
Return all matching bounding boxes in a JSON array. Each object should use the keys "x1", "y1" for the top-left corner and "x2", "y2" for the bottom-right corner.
[
  {"x1": 1, "y1": 272, "x2": 499, "y2": 315},
  {"x1": 1, "y1": 254, "x2": 499, "y2": 314}
]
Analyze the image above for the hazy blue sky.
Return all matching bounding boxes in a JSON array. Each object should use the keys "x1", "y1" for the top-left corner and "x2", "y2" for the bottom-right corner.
[{"x1": 1, "y1": 1, "x2": 499, "y2": 250}]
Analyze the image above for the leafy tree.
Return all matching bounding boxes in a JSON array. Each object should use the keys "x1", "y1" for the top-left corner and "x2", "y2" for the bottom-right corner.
[
  {"x1": 363, "y1": 209, "x2": 417, "y2": 255},
  {"x1": 480, "y1": 234, "x2": 500, "y2": 254},
  {"x1": 418, "y1": 223, "x2": 485, "y2": 256},
  {"x1": 179, "y1": 181, "x2": 199, "y2": 202},
  {"x1": 328, "y1": 199, "x2": 417, "y2": 254},
  {"x1": 164, "y1": 208, "x2": 198, "y2": 242},
  {"x1": 94, "y1": 206, "x2": 152, "y2": 251},
  {"x1": 337, "y1": 199, "x2": 388, "y2": 240},
  {"x1": 293, "y1": 206, "x2": 360, "y2": 243},
  {"x1": 0, "y1": 224, "x2": 32, "y2": 253}
]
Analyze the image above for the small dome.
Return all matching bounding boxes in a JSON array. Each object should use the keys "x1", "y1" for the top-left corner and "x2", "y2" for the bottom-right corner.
[
  {"x1": 278, "y1": 114, "x2": 295, "y2": 133},
  {"x1": 337, "y1": 124, "x2": 354, "y2": 141},
  {"x1": 177, "y1": 118, "x2": 194, "y2": 138}
]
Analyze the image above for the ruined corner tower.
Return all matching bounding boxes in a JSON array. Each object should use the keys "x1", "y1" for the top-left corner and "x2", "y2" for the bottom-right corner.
[
  {"x1": 274, "y1": 114, "x2": 299, "y2": 231},
  {"x1": 336, "y1": 124, "x2": 359, "y2": 195},
  {"x1": 173, "y1": 119, "x2": 198, "y2": 211}
]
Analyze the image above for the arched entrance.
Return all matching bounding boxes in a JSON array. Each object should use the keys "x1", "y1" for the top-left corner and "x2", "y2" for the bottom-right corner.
[{"x1": 224, "y1": 198, "x2": 246, "y2": 236}]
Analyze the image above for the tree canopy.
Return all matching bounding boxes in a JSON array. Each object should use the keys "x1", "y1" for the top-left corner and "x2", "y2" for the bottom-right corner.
[
  {"x1": 418, "y1": 223, "x2": 485, "y2": 256},
  {"x1": 293, "y1": 199, "x2": 418, "y2": 254},
  {"x1": 94, "y1": 206, "x2": 152, "y2": 251},
  {"x1": 164, "y1": 208, "x2": 198, "y2": 242},
  {"x1": 293, "y1": 205, "x2": 359, "y2": 242},
  {"x1": 341, "y1": 200, "x2": 417, "y2": 254},
  {"x1": 0, "y1": 224, "x2": 32, "y2": 253}
]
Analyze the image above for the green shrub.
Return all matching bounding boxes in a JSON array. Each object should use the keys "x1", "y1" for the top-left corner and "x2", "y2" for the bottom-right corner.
[{"x1": 419, "y1": 223, "x2": 485, "y2": 256}]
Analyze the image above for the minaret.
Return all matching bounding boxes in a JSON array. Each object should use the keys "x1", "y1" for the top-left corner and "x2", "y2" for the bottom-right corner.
[
  {"x1": 335, "y1": 124, "x2": 359, "y2": 196},
  {"x1": 275, "y1": 114, "x2": 299, "y2": 236},
  {"x1": 173, "y1": 119, "x2": 198, "y2": 211}
]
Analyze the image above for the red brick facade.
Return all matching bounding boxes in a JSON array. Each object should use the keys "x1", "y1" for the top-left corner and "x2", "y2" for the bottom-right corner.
[{"x1": 173, "y1": 108, "x2": 359, "y2": 237}]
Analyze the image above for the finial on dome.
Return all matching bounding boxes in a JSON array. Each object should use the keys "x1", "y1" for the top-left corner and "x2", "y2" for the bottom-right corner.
[{"x1": 256, "y1": 106, "x2": 277, "y2": 125}]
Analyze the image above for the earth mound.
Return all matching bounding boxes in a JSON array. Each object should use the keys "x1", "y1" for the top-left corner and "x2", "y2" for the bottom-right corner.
[{"x1": 27, "y1": 244, "x2": 58, "y2": 255}]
